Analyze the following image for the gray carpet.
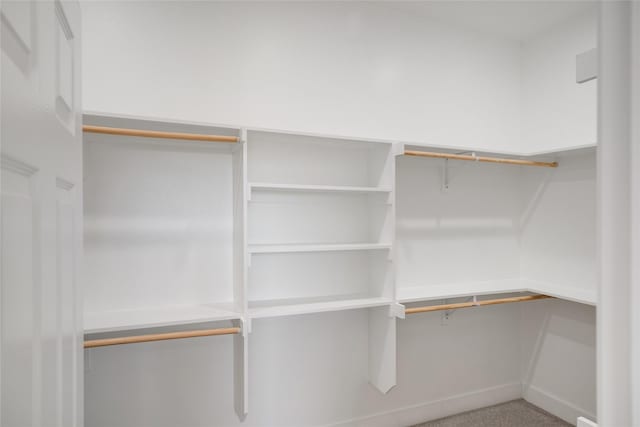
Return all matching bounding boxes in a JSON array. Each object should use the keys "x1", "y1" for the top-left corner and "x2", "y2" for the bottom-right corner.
[{"x1": 412, "y1": 399, "x2": 572, "y2": 427}]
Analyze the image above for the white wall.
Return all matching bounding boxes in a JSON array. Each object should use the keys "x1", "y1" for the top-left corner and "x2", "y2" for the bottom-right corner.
[
  {"x1": 81, "y1": 3, "x2": 598, "y2": 426},
  {"x1": 81, "y1": 1, "x2": 523, "y2": 153},
  {"x1": 521, "y1": 7, "x2": 597, "y2": 153},
  {"x1": 519, "y1": 150, "x2": 597, "y2": 301},
  {"x1": 520, "y1": 299, "x2": 596, "y2": 423},
  {"x1": 86, "y1": 306, "x2": 523, "y2": 427}
]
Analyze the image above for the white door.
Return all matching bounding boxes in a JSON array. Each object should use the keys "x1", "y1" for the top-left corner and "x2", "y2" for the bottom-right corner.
[{"x1": 1, "y1": 1, "x2": 82, "y2": 426}]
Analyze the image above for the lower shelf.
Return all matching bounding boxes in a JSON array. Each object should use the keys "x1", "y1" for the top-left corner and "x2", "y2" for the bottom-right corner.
[
  {"x1": 248, "y1": 295, "x2": 393, "y2": 319},
  {"x1": 84, "y1": 304, "x2": 241, "y2": 334}
]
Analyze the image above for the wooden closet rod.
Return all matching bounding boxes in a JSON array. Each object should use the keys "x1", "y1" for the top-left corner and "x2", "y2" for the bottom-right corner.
[
  {"x1": 83, "y1": 125, "x2": 239, "y2": 143},
  {"x1": 84, "y1": 326, "x2": 241, "y2": 348},
  {"x1": 405, "y1": 294, "x2": 553, "y2": 315},
  {"x1": 404, "y1": 150, "x2": 558, "y2": 168}
]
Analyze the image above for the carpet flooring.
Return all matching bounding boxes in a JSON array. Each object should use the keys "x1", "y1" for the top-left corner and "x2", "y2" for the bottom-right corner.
[{"x1": 412, "y1": 399, "x2": 573, "y2": 427}]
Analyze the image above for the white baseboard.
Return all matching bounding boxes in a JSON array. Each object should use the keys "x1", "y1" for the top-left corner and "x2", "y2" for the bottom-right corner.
[
  {"x1": 577, "y1": 417, "x2": 598, "y2": 427},
  {"x1": 523, "y1": 384, "x2": 596, "y2": 426},
  {"x1": 325, "y1": 383, "x2": 522, "y2": 427}
]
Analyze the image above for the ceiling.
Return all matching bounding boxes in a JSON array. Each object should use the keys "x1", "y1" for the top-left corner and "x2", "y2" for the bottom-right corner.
[{"x1": 387, "y1": 1, "x2": 597, "y2": 42}]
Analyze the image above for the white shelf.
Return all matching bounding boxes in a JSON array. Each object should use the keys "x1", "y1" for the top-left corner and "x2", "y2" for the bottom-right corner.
[
  {"x1": 521, "y1": 279, "x2": 597, "y2": 306},
  {"x1": 249, "y1": 182, "x2": 392, "y2": 195},
  {"x1": 397, "y1": 279, "x2": 525, "y2": 303},
  {"x1": 84, "y1": 304, "x2": 241, "y2": 334},
  {"x1": 248, "y1": 296, "x2": 393, "y2": 319},
  {"x1": 248, "y1": 242, "x2": 392, "y2": 254},
  {"x1": 397, "y1": 278, "x2": 596, "y2": 306}
]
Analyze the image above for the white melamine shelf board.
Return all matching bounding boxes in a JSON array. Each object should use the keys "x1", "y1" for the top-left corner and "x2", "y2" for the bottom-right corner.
[
  {"x1": 397, "y1": 280, "x2": 525, "y2": 303},
  {"x1": 248, "y1": 296, "x2": 393, "y2": 319},
  {"x1": 397, "y1": 279, "x2": 596, "y2": 306},
  {"x1": 248, "y1": 242, "x2": 392, "y2": 254},
  {"x1": 249, "y1": 183, "x2": 392, "y2": 194},
  {"x1": 84, "y1": 110, "x2": 594, "y2": 157},
  {"x1": 84, "y1": 304, "x2": 241, "y2": 334},
  {"x1": 83, "y1": 111, "x2": 242, "y2": 139},
  {"x1": 521, "y1": 279, "x2": 596, "y2": 306},
  {"x1": 246, "y1": 127, "x2": 395, "y2": 148},
  {"x1": 402, "y1": 142, "x2": 597, "y2": 158}
]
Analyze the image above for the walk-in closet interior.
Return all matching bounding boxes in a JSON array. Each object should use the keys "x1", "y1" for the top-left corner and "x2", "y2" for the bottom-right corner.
[{"x1": 78, "y1": 1, "x2": 598, "y2": 426}]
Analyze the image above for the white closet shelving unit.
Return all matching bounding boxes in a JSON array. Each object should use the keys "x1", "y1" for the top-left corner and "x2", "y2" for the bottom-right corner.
[
  {"x1": 82, "y1": 112, "x2": 597, "y2": 418},
  {"x1": 245, "y1": 130, "x2": 396, "y2": 319},
  {"x1": 396, "y1": 145, "x2": 597, "y2": 308},
  {"x1": 82, "y1": 113, "x2": 250, "y2": 415}
]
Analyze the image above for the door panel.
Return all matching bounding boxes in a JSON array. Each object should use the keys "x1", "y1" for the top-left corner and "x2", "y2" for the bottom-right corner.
[
  {"x1": 1, "y1": 1, "x2": 82, "y2": 426},
  {"x1": 1, "y1": 159, "x2": 38, "y2": 427}
]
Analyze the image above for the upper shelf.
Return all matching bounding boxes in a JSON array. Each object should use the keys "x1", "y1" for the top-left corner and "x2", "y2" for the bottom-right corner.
[
  {"x1": 84, "y1": 111, "x2": 595, "y2": 157},
  {"x1": 83, "y1": 112, "x2": 242, "y2": 152},
  {"x1": 397, "y1": 279, "x2": 596, "y2": 306},
  {"x1": 249, "y1": 182, "x2": 392, "y2": 195},
  {"x1": 84, "y1": 304, "x2": 241, "y2": 334},
  {"x1": 248, "y1": 242, "x2": 392, "y2": 254}
]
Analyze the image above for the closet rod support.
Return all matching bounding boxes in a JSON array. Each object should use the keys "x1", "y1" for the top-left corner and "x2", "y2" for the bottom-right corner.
[
  {"x1": 404, "y1": 150, "x2": 558, "y2": 168},
  {"x1": 83, "y1": 125, "x2": 240, "y2": 143},
  {"x1": 405, "y1": 294, "x2": 554, "y2": 315},
  {"x1": 84, "y1": 326, "x2": 241, "y2": 348}
]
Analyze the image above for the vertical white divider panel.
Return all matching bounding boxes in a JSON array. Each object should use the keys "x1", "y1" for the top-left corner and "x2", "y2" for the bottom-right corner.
[
  {"x1": 368, "y1": 307, "x2": 397, "y2": 393},
  {"x1": 233, "y1": 319, "x2": 250, "y2": 419},
  {"x1": 368, "y1": 143, "x2": 401, "y2": 393},
  {"x1": 233, "y1": 130, "x2": 249, "y2": 418},
  {"x1": 233, "y1": 131, "x2": 248, "y2": 314}
]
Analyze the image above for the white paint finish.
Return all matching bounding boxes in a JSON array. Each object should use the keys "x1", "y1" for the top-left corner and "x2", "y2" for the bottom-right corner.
[
  {"x1": 249, "y1": 193, "x2": 391, "y2": 246},
  {"x1": 85, "y1": 334, "x2": 238, "y2": 427},
  {"x1": 521, "y1": 8, "x2": 597, "y2": 153},
  {"x1": 597, "y1": 2, "x2": 636, "y2": 425},
  {"x1": 86, "y1": 308, "x2": 521, "y2": 426},
  {"x1": 577, "y1": 416, "x2": 598, "y2": 427},
  {"x1": 233, "y1": 322, "x2": 249, "y2": 417},
  {"x1": 632, "y1": 4, "x2": 640, "y2": 424},
  {"x1": 248, "y1": 251, "x2": 381, "y2": 303},
  {"x1": 250, "y1": 183, "x2": 392, "y2": 195},
  {"x1": 397, "y1": 279, "x2": 525, "y2": 303},
  {"x1": 520, "y1": 150, "x2": 596, "y2": 298},
  {"x1": 391, "y1": 1, "x2": 596, "y2": 42},
  {"x1": 248, "y1": 296, "x2": 392, "y2": 319},
  {"x1": 396, "y1": 148, "x2": 597, "y2": 307},
  {"x1": 248, "y1": 242, "x2": 392, "y2": 254},
  {"x1": 81, "y1": 1, "x2": 523, "y2": 153},
  {"x1": 246, "y1": 129, "x2": 395, "y2": 322},
  {"x1": 1, "y1": 1, "x2": 83, "y2": 425},
  {"x1": 396, "y1": 156, "x2": 521, "y2": 293},
  {"x1": 84, "y1": 304, "x2": 240, "y2": 334},
  {"x1": 1, "y1": 163, "x2": 37, "y2": 427},
  {"x1": 55, "y1": 2, "x2": 73, "y2": 112},
  {"x1": 520, "y1": 299, "x2": 596, "y2": 423},
  {"x1": 521, "y1": 280, "x2": 596, "y2": 307},
  {"x1": 368, "y1": 307, "x2": 396, "y2": 394},
  {"x1": 232, "y1": 141, "x2": 248, "y2": 315},
  {"x1": 576, "y1": 48, "x2": 598, "y2": 83},
  {"x1": 247, "y1": 131, "x2": 393, "y2": 188},
  {"x1": 330, "y1": 383, "x2": 522, "y2": 427},
  {"x1": 398, "y1": 279, "x2": 596, "y2": 307},
  {"x1": 0, "y1": 0, "x2": 32, "y2": 51},
  {"x1": 83, "y1": 135, "x2": 235, "y2": 313},
  {"x1": 57, "y1": 187, "x2": 78, "y2": 427}
]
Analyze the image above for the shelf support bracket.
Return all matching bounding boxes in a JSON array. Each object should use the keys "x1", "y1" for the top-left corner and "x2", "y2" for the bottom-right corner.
[
  {"x1": 442, "y1": 158, "x2": 449, "y2": 192},
  {"x1": 239, "y1": 317, "x2": 251, "y2": 337},
  {"x1": 389, "y1": 302, "x2": 405, "y2": 319},
  {"x1": 392, "y1": 142, "x2": 405, "y2": 157}
]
